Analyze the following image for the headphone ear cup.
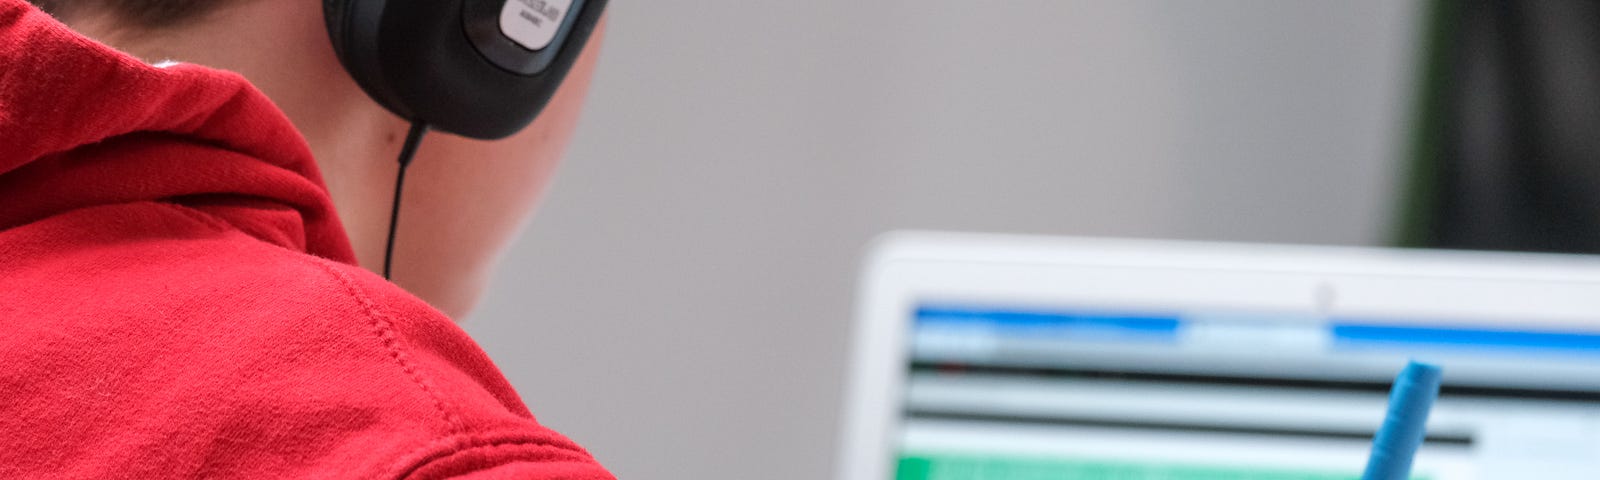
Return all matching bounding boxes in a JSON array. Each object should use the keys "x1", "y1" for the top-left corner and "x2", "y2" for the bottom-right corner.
[
  {"x1": 320, "y1": 0, "x2": 609, "y2": 139},
  {"x1": 320, "y1": 0, "x2": 412, "y2": 124},
  {"x1": 322, "y1": 0, "x2": 350, "y2": 63}
]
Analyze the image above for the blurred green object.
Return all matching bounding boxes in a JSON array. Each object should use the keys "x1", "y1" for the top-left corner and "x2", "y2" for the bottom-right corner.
[
  {"x1": 1393, "y1": 0, "x2": 1456, "y2": 250},
  {"x1": 1396, "y1": 0, "x2": 1600, "y2": 253}
]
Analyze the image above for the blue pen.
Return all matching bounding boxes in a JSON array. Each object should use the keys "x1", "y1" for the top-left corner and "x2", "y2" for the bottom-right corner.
[{"x1": 1362, "y1": 361, "x2": 1443, "y2": 480}]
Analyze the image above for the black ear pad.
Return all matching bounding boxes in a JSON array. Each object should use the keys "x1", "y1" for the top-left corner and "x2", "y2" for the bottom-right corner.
[
  {"x1": 323, "y1": 0, "x2": 608, "y2": 140},
  {"x1": 322, "y1": 0, "x2": 348, "y2": 55}
]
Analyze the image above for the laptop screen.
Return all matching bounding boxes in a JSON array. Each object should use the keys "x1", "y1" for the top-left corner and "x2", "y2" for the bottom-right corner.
[{"x1": 892, "y1": 301, "x2": 1600, "y2": 480}]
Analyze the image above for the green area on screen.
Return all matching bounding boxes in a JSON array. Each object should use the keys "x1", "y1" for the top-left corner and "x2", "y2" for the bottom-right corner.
[{"x1": 896, "y1": 452, "x2": 1411, "y2": 480}]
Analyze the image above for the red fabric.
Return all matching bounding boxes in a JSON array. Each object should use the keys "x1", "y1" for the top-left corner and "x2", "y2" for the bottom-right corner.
[{"x1": 0, "y1": 2, "x2": 612, "y2": 478}]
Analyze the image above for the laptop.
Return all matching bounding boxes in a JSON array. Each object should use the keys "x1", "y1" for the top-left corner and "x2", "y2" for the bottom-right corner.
[{"x1": 838, "y1": 232, "x2": 1600, "y2": 480}]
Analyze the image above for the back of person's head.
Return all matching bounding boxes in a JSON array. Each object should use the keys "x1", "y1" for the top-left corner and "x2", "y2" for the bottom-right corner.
[
  {"x1": 28, "y1": 0, "x2": 606, "y2": 319},
  {"x1": 30, "y1": 0, "x2": 225, "y2": 29}
]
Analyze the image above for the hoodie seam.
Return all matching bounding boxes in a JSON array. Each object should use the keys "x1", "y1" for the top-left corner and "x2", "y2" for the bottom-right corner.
[
  {"x1": 162, "y1": 202, "x2": 473, "y2": 462},
  {"x1": 386, "y1": 431, "x2": 607, "y2": 480},
  {"x1": 309, "y1": 260, "x2": 466, "y2": 437}
]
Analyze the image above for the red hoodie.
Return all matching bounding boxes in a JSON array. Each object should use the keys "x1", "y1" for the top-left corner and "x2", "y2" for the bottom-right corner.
[{"x1": 0, "y1": 2, "x2": 612, "y2": 478}]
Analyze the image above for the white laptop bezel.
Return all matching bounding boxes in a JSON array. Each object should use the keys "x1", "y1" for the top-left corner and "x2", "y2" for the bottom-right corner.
[{"x1": 836, "y1": 231, "x2": 1600, "y2": 480}]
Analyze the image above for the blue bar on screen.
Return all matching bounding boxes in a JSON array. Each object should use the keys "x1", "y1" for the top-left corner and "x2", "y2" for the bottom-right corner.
[
  {"x1": 915, "y1": 304, "x2": 1181, "y2": 340},
  {"x1": 1331, "y1": 322, "x2": 1600, "y2": 354}
]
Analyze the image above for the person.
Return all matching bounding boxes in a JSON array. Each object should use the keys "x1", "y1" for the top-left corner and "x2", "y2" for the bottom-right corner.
[{"x1": 0, "y1": 0, "x2": 612, "y2": 477}]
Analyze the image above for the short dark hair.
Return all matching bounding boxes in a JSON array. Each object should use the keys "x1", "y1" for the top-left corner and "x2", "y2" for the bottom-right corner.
[{"x1": 29, "y1": 0, "x2": 233, "y2": 30}]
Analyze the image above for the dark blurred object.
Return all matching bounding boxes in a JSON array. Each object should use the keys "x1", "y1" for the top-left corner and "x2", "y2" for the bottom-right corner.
[{"x1": 1398, "y1": 0, "x2": 1600, "y2": 253}]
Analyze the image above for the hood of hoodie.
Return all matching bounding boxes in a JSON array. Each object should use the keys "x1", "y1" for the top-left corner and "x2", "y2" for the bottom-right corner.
[{"x1": 0, "y1": 0, "x2": 356, "y2": 263}]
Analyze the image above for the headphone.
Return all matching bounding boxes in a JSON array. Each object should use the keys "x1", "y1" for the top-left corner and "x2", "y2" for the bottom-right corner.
[
  {"x1": 323, "y1": 0, "x2": 609, "y2": 140},
  {"x1": 321, "y1": 0, "x2": 609, "y2": 279}
]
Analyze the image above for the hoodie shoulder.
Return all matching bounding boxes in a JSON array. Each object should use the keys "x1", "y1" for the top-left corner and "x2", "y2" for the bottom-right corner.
[{"x1": 0, "y1": 200, "x2": 610, "y2": 479}]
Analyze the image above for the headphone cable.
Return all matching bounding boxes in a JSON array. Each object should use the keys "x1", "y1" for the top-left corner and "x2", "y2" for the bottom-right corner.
[{"x1": 384, "y1": 121, "x2": 429, "y2": 280}]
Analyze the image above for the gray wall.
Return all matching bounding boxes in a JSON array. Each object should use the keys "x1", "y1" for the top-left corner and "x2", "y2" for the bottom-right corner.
[{"x1": 465, "y1": 1, "x2": 1422, "y2": 479}]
